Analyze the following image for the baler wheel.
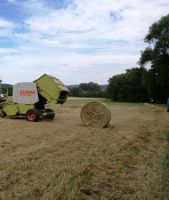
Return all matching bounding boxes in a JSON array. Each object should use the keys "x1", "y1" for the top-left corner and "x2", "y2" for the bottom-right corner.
[
  {"x1": 45, "y1": 108, "x2": 55, "y2": 120},
  {"x1": 26, "y1": 109, "x2": 40, "y2": 122}
]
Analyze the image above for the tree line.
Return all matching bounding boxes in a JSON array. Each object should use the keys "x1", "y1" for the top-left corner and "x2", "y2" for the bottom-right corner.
[
  {"x1": 68, "y1": 82, "x2": 105, "y2": 98},
  {"x1": 107, "y1": 14, "x2": 169, "y2": 103},
  {"x1": 69, "y1": 14, "x2": 169, "y2": 104}
]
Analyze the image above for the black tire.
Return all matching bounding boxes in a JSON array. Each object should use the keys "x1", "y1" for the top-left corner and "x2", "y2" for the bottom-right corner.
[
  {"x1": 26, "y1": 109, "x2": 40, "y2": 122},
  {"x1": 0, "y1": 110, "x2": 6, "y2": 118},
  {"x1": 45, "y1": 108, "x2": 55, "y2": 120}
]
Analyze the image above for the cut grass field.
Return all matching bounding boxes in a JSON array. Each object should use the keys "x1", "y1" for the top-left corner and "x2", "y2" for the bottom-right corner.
[
  {"x1": 67, "y1": 97, "x2": 145, "y2": 107},
  {"x1": 0, "y1": 98, "x2": 169, "y2": 200}
]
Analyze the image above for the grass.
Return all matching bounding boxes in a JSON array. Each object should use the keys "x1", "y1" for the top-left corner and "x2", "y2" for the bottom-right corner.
[
  {"x1": 152, "y1": 129, "x2": 169, "y2": 200},
  {"x1": 66, "y1": 97, "x2": 145, "y2": 107},
  {"x1": 0, "y1": 101, "x2": 168, "y2": 199},
  {"x1": 165, "y1": 130, "x2": 169, "y2": 141},
  {"x1": 159, "y1": 130, "x2": 169, "y2": 199}
]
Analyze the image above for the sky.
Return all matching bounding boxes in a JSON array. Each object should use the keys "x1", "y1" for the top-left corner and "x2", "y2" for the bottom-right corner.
[{"x1": 0, "y1": 0, "x2": 169, "y2": 85}]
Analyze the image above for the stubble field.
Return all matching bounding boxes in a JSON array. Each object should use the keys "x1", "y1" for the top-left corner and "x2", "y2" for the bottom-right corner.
[{"x1": 0, "y1": 99, "x2": 169, "y2": 200}]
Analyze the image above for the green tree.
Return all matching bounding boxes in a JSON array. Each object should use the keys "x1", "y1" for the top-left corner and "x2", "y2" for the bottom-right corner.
[
  {"x1": 107, "y1": 73, "x2": 126, "y2": 101},
  {"x1": 107, "y1": 67, "x2": 148, "y2": 102},
  {"x1": 1, "y1": 84, "x2": 13, "y2": 96},
  {"x1": 69, "y1": 87, "x2": 80, "y2": 97},
  {"x1": 69, "y1": 82, "x2": 104, "y2": 97},
  {"x1": 139, "y1": 14, "x2": 169, "y2": 103},
  {"x1": 79, "y1": 82, "x2": 102, "y2": 97}
]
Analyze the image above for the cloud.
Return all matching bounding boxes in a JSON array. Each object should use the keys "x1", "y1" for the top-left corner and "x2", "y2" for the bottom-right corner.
[
  {"x1": 0, "y1": 0, "x2": 169, "y2": 84},
  {"x1": 0, "y1": 18, "x2": 14, "y2": 28},
  {"x1": 0, "y1": 18, "x2": 15, "y2": 38},
  {"x1": 0, "y1": 44, "x2": 139, "y2": 84},
  {"x1": 21, "y1": 0, "x2": 169, "y2": 41},
  {"x1": 0, "y1": 48, "x2": 18, "y2": 55}
]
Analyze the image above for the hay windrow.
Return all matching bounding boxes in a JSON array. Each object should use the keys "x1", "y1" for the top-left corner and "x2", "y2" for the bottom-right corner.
[{"x1": 80, "y1": 101, "x2": 111, "y2": 128}]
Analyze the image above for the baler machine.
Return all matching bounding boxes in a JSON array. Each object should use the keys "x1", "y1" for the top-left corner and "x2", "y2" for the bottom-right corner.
[{"x1": 0, "y1": 74, "x2": 69, "y2": 121}]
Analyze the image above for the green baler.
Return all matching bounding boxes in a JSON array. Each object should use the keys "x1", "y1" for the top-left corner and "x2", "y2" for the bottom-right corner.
[{"x1": 0, "y1": 74, "x2": 69, "y2": 121}]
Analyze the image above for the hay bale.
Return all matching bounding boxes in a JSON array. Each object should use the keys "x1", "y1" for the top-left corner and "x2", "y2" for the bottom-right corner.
[{"x1": 80, "y1": 101, "x2": 111, "y2": 128}]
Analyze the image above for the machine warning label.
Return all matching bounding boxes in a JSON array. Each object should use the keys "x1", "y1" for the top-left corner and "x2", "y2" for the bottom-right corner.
[{"x1": 20, "y1": 90, "x2": 36, "y2": 96}]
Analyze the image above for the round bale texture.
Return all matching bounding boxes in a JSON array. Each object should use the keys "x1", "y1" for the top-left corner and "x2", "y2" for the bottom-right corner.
[{"x1": 80, "y1": 101, "x2": 111, "y2": 128}]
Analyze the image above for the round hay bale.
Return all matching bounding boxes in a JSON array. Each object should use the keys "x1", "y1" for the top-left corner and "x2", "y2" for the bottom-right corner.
[{"x1": 80, "y1": 101, "x2": 111, "y2": 128}]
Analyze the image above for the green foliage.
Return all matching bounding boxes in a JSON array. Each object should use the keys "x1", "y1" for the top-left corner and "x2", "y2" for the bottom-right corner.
[
  {"x1": 79, "y1": 82, "x2": 103, "y2": 97},
  {"x1": 1, "y1": 84, "x2": 13, "y2": 96},
  {"x1": 107, "y1": 67, "x2": 148, "y2": 102},
  {"x1": 69, "y1": 87, "x2": 80, "y2": 97},
  {"x1": 68, "y1": 82, "x2": 105, "y2": 98},
  {"x1": 139, "y1": 14, "x2": 169, "y2": 103}
]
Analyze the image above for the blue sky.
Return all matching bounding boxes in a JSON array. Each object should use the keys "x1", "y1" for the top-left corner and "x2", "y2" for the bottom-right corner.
[{"x1": 0, "y1": 0, "x2": 169, "y2": 84}]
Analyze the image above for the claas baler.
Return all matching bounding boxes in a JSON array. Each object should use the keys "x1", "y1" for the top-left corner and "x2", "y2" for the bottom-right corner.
[{"x1": 0, "y1": 74, "x2": 69, "y2": 122}]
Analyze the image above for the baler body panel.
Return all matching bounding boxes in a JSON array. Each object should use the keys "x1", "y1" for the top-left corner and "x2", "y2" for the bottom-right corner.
[
  {"x1": 13, "y1": 82, "x2": 39, "y2": 104},
  {"x1": 3, "y1": 104, "x2": 18, "y2": 116},
  {"x1": 17, "y1": 104, "x2": 34, "y2": 115},
  {"x1": 2, "y1": 102, "x2": 34, "y2": 116},
  {"x1": 34, "y1": 74, "x2": 69, "y2": 104}
]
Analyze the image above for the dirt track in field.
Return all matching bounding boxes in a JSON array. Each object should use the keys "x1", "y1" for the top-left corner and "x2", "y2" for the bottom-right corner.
[{"x1": 0, "y1": 104, "x2": 169, "y2": 200}]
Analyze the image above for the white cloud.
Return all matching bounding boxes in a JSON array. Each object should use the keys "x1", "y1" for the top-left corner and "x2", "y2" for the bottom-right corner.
[
  {"x1": 0, "y1": 44, "x2": 139, "y2": 84},
  {"x1": 0, "y1": 18, "x2": 15, "y2": 37},
  {"x1": 0, "y1": 48, "x2": 18, "y2": 55},
  {"x1": 22, "y1": 0, "x2": 169, "y2": 41},
  {"x1": 0, "y1": 0, "x2": 169, "y2": 84},
  {"x1": 0, "y1": 19, "x2": 14, "y2": 28}
]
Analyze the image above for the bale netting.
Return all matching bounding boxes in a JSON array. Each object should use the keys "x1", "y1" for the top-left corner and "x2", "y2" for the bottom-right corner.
[{"x1": 80, "y1": 101, "x2": 111, "y2": 128}]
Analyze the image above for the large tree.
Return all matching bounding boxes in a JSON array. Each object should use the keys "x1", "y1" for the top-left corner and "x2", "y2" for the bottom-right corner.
[{"x1": 139, "y1": 14, "x2": 169, "y2": 103}]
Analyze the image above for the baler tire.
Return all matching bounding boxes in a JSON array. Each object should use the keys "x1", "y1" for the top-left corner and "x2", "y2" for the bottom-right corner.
[
  {"x1": 0, "y1": 110, "x2": 6, "y2": 118},
  {"x1": 45, "y1": 108, "x2": 55, "y2": 120},
  {"x1": 26, "y1": 109, "x2": 40, "y2": 122}
]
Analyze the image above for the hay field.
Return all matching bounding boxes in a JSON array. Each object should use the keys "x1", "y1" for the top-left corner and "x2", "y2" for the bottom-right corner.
[{"x1": 0, "y1": 99, "x2": 169, "y2": 200}]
